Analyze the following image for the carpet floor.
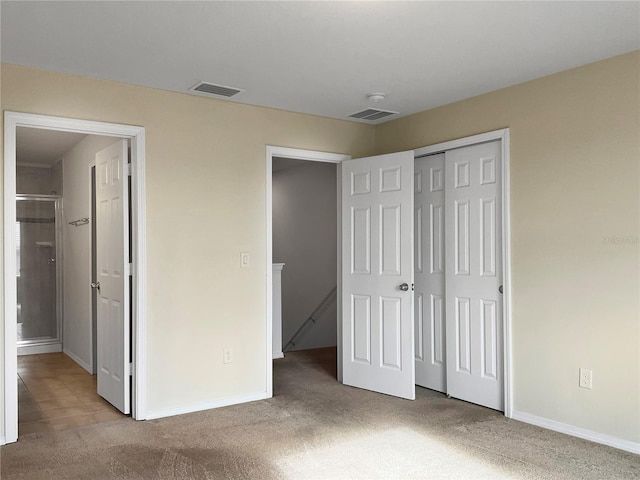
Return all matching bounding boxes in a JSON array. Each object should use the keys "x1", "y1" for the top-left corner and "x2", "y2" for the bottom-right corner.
[{"x1": 1, "y1": 348, "x2": 638, "y2": 479}]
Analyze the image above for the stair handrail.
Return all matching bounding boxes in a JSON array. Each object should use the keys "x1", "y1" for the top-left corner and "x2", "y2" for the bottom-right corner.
[{"x1": 283, "y1": 285, "x2": 337, "y2": 352}]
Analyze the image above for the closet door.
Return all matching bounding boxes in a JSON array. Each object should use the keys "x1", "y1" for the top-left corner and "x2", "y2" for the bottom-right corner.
[
  {"x1": 445, "y1": 141, "x2": 503, "y2": 411},
  {"x1": 414, "y1": 154, "x2": 446, "y2": 392},
  {"x1": 341, "y1": 151, "x2": 415, "y2": 400}
]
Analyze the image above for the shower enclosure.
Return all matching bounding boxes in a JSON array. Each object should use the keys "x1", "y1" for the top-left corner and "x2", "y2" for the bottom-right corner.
[{"x1": 16, "y1": 195, "x2": 62, "y2": 353}]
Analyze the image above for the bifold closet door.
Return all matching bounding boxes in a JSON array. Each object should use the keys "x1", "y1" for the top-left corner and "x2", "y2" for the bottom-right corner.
[
  {"x1": 445, "y1": 140, "x2": 504, "y2": 411},
  {"x1": 414, "y1": 153, "x2": 446, "y2": 393}
]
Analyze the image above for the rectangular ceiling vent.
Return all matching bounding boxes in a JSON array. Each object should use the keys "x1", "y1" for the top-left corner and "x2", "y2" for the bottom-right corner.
[
  {"x1": 190, "y1": 82, "x2": 244, "y2": 98},
  {"x1": 348, "y1": 108, "x2": 398, "y2": 121}
]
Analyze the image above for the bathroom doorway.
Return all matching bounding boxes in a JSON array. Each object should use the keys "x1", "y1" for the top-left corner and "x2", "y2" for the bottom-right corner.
[{"x1": 16, "y1": 195, "x2": 63, "y2": 355}]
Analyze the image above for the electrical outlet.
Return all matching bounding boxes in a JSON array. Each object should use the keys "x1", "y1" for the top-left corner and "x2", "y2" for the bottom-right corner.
[
  {"x1": 579, "y1": 368, "x2": 593, "y2": 389},
  {"x1": 223, "y1": 348, "x2": 233, "y2": 364}
]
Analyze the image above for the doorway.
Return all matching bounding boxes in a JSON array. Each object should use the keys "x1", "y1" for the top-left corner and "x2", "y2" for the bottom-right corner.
[
  {"x1": 16, "y1": 195, "x2": 63, "y2": 355},
  {"x1": 3, "y1": 112, "x2": 148, "y2": 445},
  {"x1": 272, "y1": 157, "x2": 338, "y2": 355},
  {"x1": 265, "y1": 147, "x2": 351, "y2": 396},
  {"x1": 265, "y1": 129, "x2": 512, "y2": 416}
]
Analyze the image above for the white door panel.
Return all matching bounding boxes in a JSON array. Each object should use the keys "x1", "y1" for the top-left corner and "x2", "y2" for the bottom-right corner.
[
  {"x1": 95, "y1": 139, "x2": 130, "y2": 414},
  {"x1": 414, "y1": 154, "x2": 446, "y2": 392},
  {"x1": 342, "y1": 151, "x2": 415, "y2": 400},
  {"x1": 445, "y1": 141, "x2": 503, "y2": 411}
]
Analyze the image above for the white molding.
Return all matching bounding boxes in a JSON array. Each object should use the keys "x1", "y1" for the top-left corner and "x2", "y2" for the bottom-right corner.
[
  {"x1": 336, "y1": 162, "x2": 343, "y2": 383},
  {"x1": 268, "y1": 146, "x2": 348, "y2": 164},
  {"x1": 413, "y1": 129, "x2": 509, "y2": 157},
  {"x1": 273, "y1": 352, "x2": 285, "y2": 359},
  {"x1": 512, "y1": 410, "x2": 640, "y2": 455},
  {"x1": 63, "y1": 348, "x2": 92, "y2": 374},
  {"x1": 146, "y1": 392, "x2": 268, "y2": 420},
  {"x1": 265, "y1": 149, "x2": 273, "y2": 398},
  {"x1": 131, "y1": 129, "x2": 148, "y2": 421},
  {"x1": 413, "y1": 128, "x2": 513, "y2": 417},
  {"x1": 18, "y1": 343, "x2": 62, "y2": 356},
  {"x1": 3, "y1": 111, "x2": 148, "y2": 444},
  {"x1": 265, "y1": 146, "x2": 350, "y2": 396},
  {"x1": 4, "y1": 114, "x2": 19, "y2": 444}
]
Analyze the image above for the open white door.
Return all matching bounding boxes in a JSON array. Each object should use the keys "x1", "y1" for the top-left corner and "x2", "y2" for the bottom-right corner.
[
  {"x1": 341, "y1": 151, "x2": 415, "y2": 400},
  {"x1": 95, "y1": 139, "x2": 130, "y2": 414},
  {"x1": 414, "y1": 153, "x2": 446, "y2": 392},
  {"x1": 445, "y1": 140, "x2": 503, "y2": 410}
]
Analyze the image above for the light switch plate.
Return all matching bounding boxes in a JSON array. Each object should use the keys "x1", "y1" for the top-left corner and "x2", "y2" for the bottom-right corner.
[{"x1": 240, "y1": 252, "x2": 250, "y2": 268}]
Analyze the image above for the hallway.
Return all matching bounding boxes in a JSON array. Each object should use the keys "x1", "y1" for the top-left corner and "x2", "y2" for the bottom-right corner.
[{"x1": 18, "y1": 352, "x2": 126, "y2": 436}]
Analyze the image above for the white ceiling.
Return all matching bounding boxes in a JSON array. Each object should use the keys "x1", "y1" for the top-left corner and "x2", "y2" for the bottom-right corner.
[
  {"x1": 2, "y1": 1, "x2": 638, "y2": 124},
  {"x1": 16, "y1": 128, "x2": 87, "y2": 166}
]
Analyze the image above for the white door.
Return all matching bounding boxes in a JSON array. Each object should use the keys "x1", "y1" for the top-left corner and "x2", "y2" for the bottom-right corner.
[
  {"x1": 445, "y1": 140, "x2": 503, "y2": 410},
  {"x1": 95, "y1": 139, "x2": 130, "y2": 414},
  {"x1": 341, "y1": 151, "x2": 415, "y2": 400},
  {"x1": 414, "y1": 153, "x2": 446, "y2": 392}
]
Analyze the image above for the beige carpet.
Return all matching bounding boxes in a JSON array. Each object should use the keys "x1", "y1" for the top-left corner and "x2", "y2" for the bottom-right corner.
[{"x1": 2, "y1": 348, "x2": 638, "y2": 479}]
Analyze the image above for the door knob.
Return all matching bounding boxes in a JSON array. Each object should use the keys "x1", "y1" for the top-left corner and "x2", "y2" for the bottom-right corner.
[
  {"x1": 91, "y1": 282, "x2": 101, "y2": 290},
  {"x1": 399, "y1": 283, "x2": 409, "y2": 291},
  {"x1": 499, "y1": 285, "x2": 503, "y2": 294}
]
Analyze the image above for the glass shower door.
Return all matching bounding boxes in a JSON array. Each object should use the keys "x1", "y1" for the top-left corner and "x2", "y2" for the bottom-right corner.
[{"x1": 16, "y1": 196, "x2": 62, "y2": 346}]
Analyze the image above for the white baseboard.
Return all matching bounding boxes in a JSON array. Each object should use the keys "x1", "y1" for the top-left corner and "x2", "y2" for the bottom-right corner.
[
  {"x1": 273, "y1": 352, "x2": 285, "y2": 359},
  {"x1": 512, "y1": 410, "x2": 640, "y2": 455},
  {"x1": 0, "y1": 436, "x2": 5, "y2": 446},
  {"x1": 145, "y1": 391, "x2": 269, "y2": 420},
  {"x1": 18, "y1": 342, "x2": 62, "y2": 355},
  {"x1": 63, "y1": 348, "x2": 92, "y2": 374}
]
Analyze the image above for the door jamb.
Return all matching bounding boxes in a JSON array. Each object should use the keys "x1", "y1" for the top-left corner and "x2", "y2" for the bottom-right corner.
[
  {"x1": 3, "y1": 111, "x2": 148, "y2": 444},
  {"x1": 413, "y1": 128, "x2": 512, "y2": 418},
  {"x1": 265, "y1": 146, "x2": 351, "y2": 396}
]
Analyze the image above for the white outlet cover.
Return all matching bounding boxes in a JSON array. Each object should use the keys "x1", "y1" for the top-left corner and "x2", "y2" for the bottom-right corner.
[{"x1": 579, "y1": 368, "x2": 593, "y2": 389}]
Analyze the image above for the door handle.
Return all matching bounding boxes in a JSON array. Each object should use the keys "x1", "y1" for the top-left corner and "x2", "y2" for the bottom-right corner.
[
  {"x1": 91, "y1": 282, "x2": 101, "y2": 290},
  {"x1": 399, "y1": 283, "x2": 409, "y2": 291},
  {"x1": 499, "y1": 285, "x2": 503, "y2": 294}
]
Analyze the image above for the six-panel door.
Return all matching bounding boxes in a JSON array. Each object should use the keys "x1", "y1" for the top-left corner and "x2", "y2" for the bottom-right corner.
[
  {"x1": 95, "y1": 139, "x2": 131, "y2": 415},
  {"x1": 341, "y1": 151, "x2": 415, "y2": 400},
  {"x1": 444, "y1": 141, "x2": 503, "y2": 411}
]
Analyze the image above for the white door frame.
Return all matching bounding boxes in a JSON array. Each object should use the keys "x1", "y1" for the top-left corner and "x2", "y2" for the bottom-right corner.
[
  {"x1": 3, "y1": 111, "x2": 148, "y2": 444},
  {"x1": 414, "y1": 128, "x2": 512, "y2": 417},
  {"x1": 265, "y1": 128, "x2": 511, "y2": 417},
  {"x1": 265, "y1": 146, "x2": 351, "y2": 396}
]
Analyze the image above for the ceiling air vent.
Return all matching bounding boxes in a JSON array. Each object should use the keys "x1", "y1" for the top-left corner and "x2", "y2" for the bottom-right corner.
[
  {"x1": 349, "y1": 108, "x2": 398, "y2": 121},
  {"x1": 190, "y1": 82, "x2": 244, "y2": 98}
]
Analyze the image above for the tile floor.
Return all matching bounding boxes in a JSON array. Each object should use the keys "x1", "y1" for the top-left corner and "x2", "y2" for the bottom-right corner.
[{"x1": 18, "y1": 352, "x2": 127, "y2": 436}]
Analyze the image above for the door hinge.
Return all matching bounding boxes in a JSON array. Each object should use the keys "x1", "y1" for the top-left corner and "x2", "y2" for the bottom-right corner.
[
  {"x1": 127, "y1": 163, "x2": 132, "y2": 176},
  {"x1": 126, "y1": 263, "x2": 133, "y2": 276},
  {"x1": 127, "y1": 362, "x2": 133, "y2": 376}
]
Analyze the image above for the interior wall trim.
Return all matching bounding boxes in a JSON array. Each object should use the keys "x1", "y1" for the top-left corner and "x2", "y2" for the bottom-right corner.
[
  {"x1": 63, "y1": 348, "x2": 92, "y2": 374},
  {"x1": 145, "y1": 392, "x2": 268, "y2": 421},
  {"x1": 512, "y1": 410, "x2": 640, "y2": 455}
]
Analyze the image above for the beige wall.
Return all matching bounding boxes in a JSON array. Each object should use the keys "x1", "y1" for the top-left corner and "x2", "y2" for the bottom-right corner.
[
  {"x1": 0, "y1": 63, "x2": 376, "y2": 418},
  {"x1": 376, "y1": 51, "x2": 640, "y2": 443},
  {"x1": 2, "y1": 50, "x2": 638, "y2": 444}
]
